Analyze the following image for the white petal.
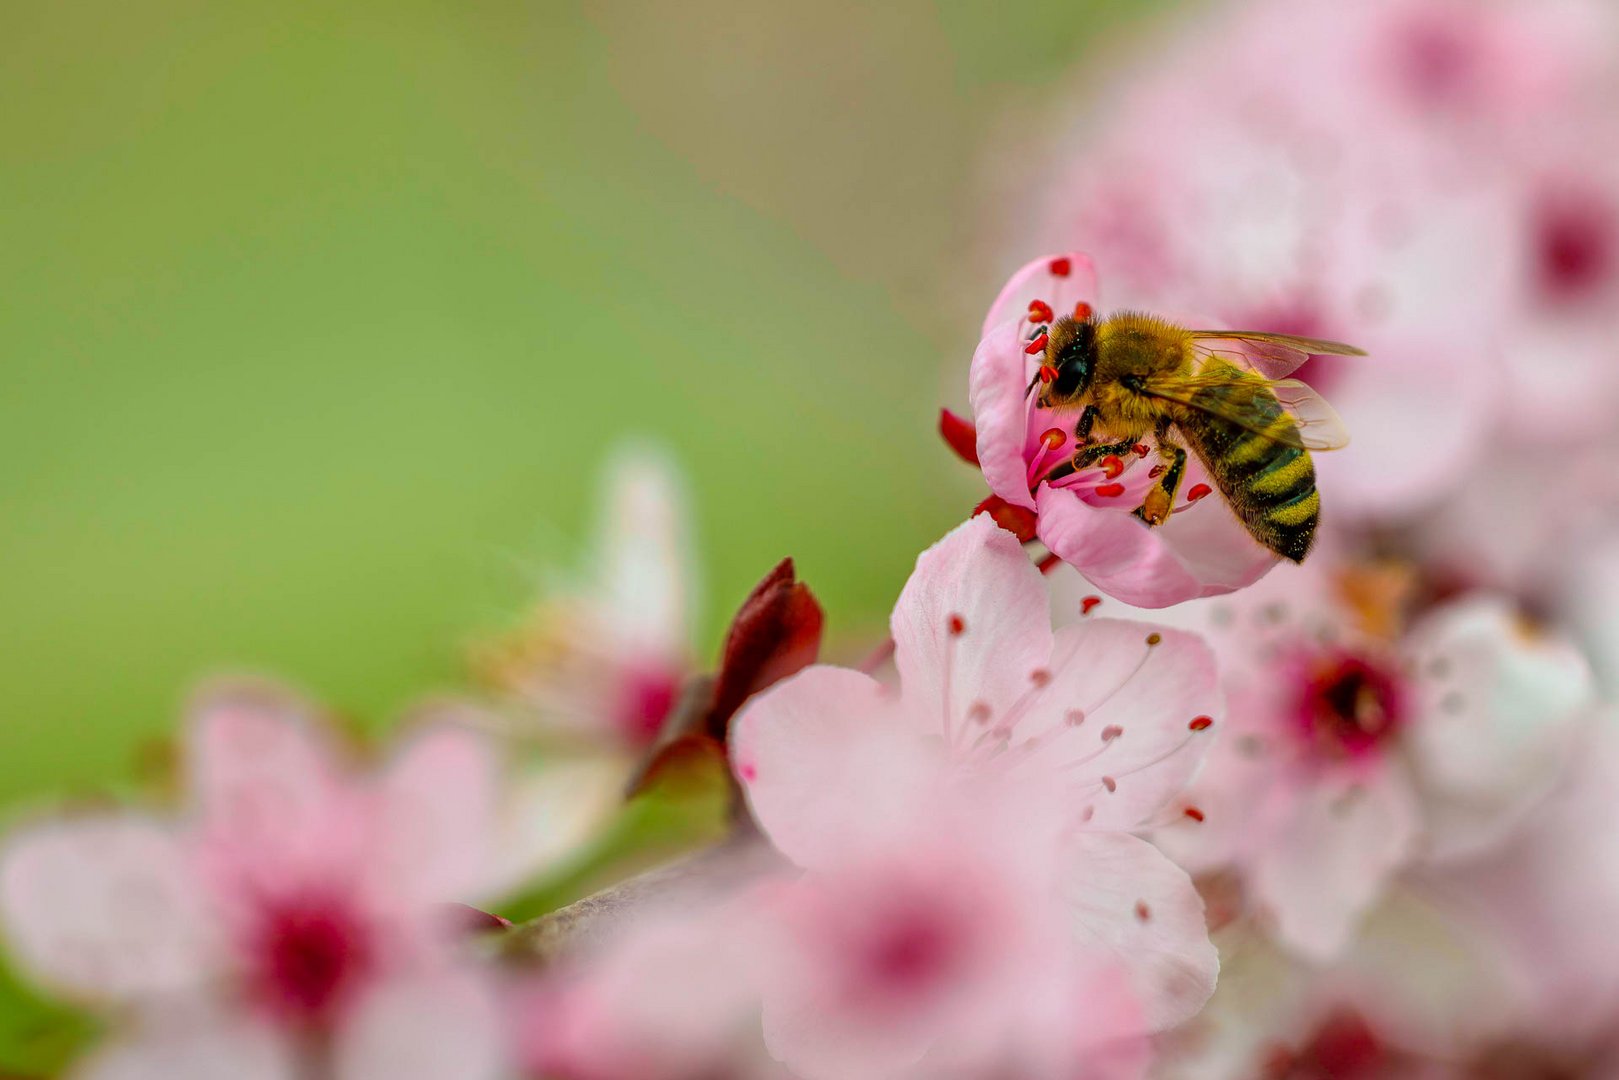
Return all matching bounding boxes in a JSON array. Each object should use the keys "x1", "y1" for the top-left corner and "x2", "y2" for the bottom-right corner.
[
  {"x1": 891, "y1": 516, "x2": 1054, "y2": 745},
  {"x1": 1250, "y1": 765, "x2": 1418, "y2": 962},
  {"x1": 73, "y1": 1010, "x2": 295, "y2": 1080},
  {"x1": 591, "y1": 441, "x2": 697, "y2": 659},
  {"x1": 1059, "y1": 832, "x2": 1218, "y2": 1034},
  {"x1": 1404, "y1": 596, "x2": 1594, "y2": 860},
  {"x1": 0, "y1": 815, "x2": 218, "y2": 1002},
  {"x1": 1027, "y1": 620, "x2": 1220, "y2": 830},
  {"x1": 334, "y1": 971, "x2": 505, "y2": 1080}
]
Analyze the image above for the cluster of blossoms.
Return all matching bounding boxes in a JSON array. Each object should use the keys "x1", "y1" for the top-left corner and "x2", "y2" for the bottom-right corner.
[{"x1": 4, "y1": 0, "x2": 1619, "y2": 1076}]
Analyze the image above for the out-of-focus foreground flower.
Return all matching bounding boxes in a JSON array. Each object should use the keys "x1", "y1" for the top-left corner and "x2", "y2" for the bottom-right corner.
[{"x1": 0, "y1": 683, "x2": 504, "y2": 1079}]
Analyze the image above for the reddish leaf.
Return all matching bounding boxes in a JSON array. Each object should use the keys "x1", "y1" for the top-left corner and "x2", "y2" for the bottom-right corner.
[
  {"x1": 706, "y1": 558, "x2": 824, "y2": 738},
  {"x1": 972, "y1": 495, "x2": 1039, "y2": 543},
  {"x1": 938, "y1": 408, "x2": 980, "y2": 466}
]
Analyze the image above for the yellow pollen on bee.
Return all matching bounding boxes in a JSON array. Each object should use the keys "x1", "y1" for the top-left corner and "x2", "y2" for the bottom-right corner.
[
  {"x1": 1249, "y1": 454, "x2": 1313, "y2": 496},
  {"x1": 1268, "y1": 491, "x2": 1320, "y2": 527}
]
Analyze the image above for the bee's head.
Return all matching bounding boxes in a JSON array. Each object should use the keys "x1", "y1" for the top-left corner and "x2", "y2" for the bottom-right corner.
[{"x1": 1035, "y1": 315, "x2": 1097, "y2": 409}]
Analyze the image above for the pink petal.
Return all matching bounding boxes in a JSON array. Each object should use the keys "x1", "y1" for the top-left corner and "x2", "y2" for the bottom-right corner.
[
  {"x1": 76, "y1": 1011, "x2": 296, "y2": 1080},
  {"x1": 0, "y1": 815, "x2": 217, "y2": 1002},
  {"x1": 372, "y1": 726, "x2": 499, "y2": 906},
  {"x1": 967, "y1": 320, "x2": 1041, "y2": 510},
  {"x1": 1249, "y1": 764, "x2": 1419, "y2": 962},
  {"x1": 980, "y1": 253, "x2": 1101, "y2": 339},
  {"x1": 731, "y1": 665, "x2": 922, "y2": 871},
  {"x1": 1035, "y1": 486, "x2": 1277, "y2": 608},
  {"x1": 1058, "y1": 832, "x2": 1218, "y2": 1033},
  {"x1": 890, "y1": 516, "x2": 1054, "y2": 743},
  {"x1": 333, "y1": 971, "x2": 505, "y2": 1080},
  {"x1": 1033, "y1": 620, "x2": 1221, "y2": 831},
  {"x1": 185, "y1": 680, "x2": 342, "y2": 855}
]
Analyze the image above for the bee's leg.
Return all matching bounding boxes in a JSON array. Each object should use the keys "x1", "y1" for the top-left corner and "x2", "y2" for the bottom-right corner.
[
  {"x1": 1042, "y1": 436, "x2": 1137, "y2": 485},
  {"x1": 1135, "y1": 421, "x2": 1187, "y2": 527},
  {"x1": 1073, "y1": 405, "x2": 1099, "y2": 444}
]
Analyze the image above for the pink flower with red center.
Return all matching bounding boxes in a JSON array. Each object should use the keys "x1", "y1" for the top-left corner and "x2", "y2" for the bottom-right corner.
[
  {"x1": 1085, "y1": 556, "x2": 1599, "y2": 961},
  {"x1": 479, "y1": 442, "x2": 696, "y2": 751},
  {"x1": 964, "y1": 253, "x2": 1284, "y2": 607},
  {"x1": 1004, "y1": 0, "x2": 1616, "y2": 522},
  {"x1": 728, "y1": 515, "x2": 1222, "y2": 1077},
  {"x1": 0, "y1": 682, "x2": 506, "y2": 1080},
  {"x1": 512, "y1": 897, "x2": 786, "y2": 1080}
]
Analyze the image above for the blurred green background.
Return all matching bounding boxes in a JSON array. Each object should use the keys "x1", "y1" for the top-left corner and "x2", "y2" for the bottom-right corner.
[
  {"x1": 0, "y1": 0, "x2": 1169, "y2": 809},
  {"x1": 0, "y1": 0, "x2": 1184, "y2": 1065}
]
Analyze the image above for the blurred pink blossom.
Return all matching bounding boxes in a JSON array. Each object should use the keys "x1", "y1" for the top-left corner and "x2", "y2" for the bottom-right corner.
[
  {"x1": 0, "y1": 683, "x2": 505, "y2": 1080},
  {"x1": 1019, "y1": 0, "x2": 1619, "y2": 522},
  {"x1": 729, "y1": 515, "x2": 1221, "y2": 1076},
  {"x1": 479, "y1": 441, "x2": 696, "y2": 751},
  {"x1": 1069, "y1": 553, "x2": 1599, "y2": 961},
  {"x1": 969, "y1": 253, "x2": 1282, "y2": 606}
]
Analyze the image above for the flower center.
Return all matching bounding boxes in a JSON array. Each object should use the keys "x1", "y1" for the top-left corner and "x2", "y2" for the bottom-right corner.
[
  {"x1": 1531, "y1": 187, "x2": 1617, "y2": 307},
  {"x1": 1264, "y1": 1008, "x2": 1390, "y2": 1079},
  {"x1": 1016, "y1": 299, "x2": 1211, "y2": 518},
  {"x1": 1292, "y1": 651, "x2": 1407, "y2": 760},
  {"x1": 1391, "y1": 12, "x2": 1484, "y2": 110},
  {"x1": 612, "y1": 663, "x2": 682, "y2": 746},
  {"x1": 247, "y1": 892, "x2": 374, "y2": 1027}
]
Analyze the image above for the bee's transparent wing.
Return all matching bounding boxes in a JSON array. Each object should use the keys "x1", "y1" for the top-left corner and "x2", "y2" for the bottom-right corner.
[
  {"x1": 1188, "y1": 331, "x2": 1366, "y2": 380},
  {"x1": 1141, "y1": 372, "x2": 1350, "y2": 451}
]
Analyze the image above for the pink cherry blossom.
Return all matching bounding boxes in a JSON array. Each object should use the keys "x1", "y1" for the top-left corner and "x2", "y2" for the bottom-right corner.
[
  {"x1": 729, "y1": 515, "x2": 1220, "y2": 1076},
  {"x1": 511, "y1": 897, "x2": 786, "y2": 1080},
  {"x1": 0, "y1": 682, "x2": 506, "y2": 1080},
  {"x1": 1011, "y1": 0, "x2": 1616, "y2": 523},
  {"x1": 480, "y1": 441, "x2": 696, "y2": 750},
  {"x1": 969, "y1": 253, "x2": 1284, "y2": 607},
  {"x1": 1067, "y1": 554, "x2": 1598, "y2": 962}
]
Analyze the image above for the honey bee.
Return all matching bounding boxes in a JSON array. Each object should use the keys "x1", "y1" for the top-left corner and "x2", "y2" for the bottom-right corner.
[{"x1": 1031, "y1": 311, "x2": 1363, "y2": 562}]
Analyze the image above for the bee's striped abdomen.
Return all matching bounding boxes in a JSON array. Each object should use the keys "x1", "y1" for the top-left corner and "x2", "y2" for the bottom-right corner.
[{"x1": 1177, "y1": 382, "x2": 1319, "y2": 562}]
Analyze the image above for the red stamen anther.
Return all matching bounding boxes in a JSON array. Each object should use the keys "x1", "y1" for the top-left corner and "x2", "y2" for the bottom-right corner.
[
  {"x1": 1131, "y1": 443, "x2": 1150, "y2": 457},
  {"x1": 948, "y1": 614, "x2": 966, "y2": 636},
  {"x1": 1065, "y1": 709, "x2": 1086, "y2": 726},
  {"x1": 1025, "y1": 333, "x2": 1050, "y2": 355},
  {"x1": 967, "y1": 701, "x2": 992, "y2": 724},
  {"x1": 1102, "y1": 776, "x2": 1117, "y2": 793},
  {"x1": 1036, "y1": 552, "x2": 1061, "y2": 575},
  {"x1": 1080, "y1": 595, "x2": 1102, "y2": 615},
  {"x1": 1186, "y1": 483, "x2": 1213, "y2": 503},
  {"x1": 1030, "y1": 668, "x2": 1052, "y2": 687},
  {"x1": 1099, "y1": 455, "x2": 1124, "y2": 479},
  {"x1": 938, "y1": 408, "x2": 979, "y2": 466},
  {"x1": 1073, "y1": 301, "x2": 1093, "y2": 320},
  {"x1": 1038, "y1": 364, "x2": 1057, "y2": 384},
  {"x1": 1189, "y1": 716, "x2": 1214, "y2": 731},
  {"x1": 1135, "y1": 901, "x2": 1151, "y2": 922},
  {"x1": 1095, "y1": 482, "x2": 1126, "y2": 498},
  {"x1": 1184, "y1": 806, "x2": 1206, "y2": 823},
  {"x1": 1040, "y1": 427, "x2": 1066, "y2": 452},
  {"x1": 1101, "y1": 724, "x2": 1123, "y2": 742},
  {"x1": 1048, "y1": 257, "x2": 1073, "y2": 277},
  {"x1": 1026, "y1": 299, "x2": 1054, "y2": 323},
  {"x1": 1148, "y1": 465, "x2": 1166, "y2": 479}
]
